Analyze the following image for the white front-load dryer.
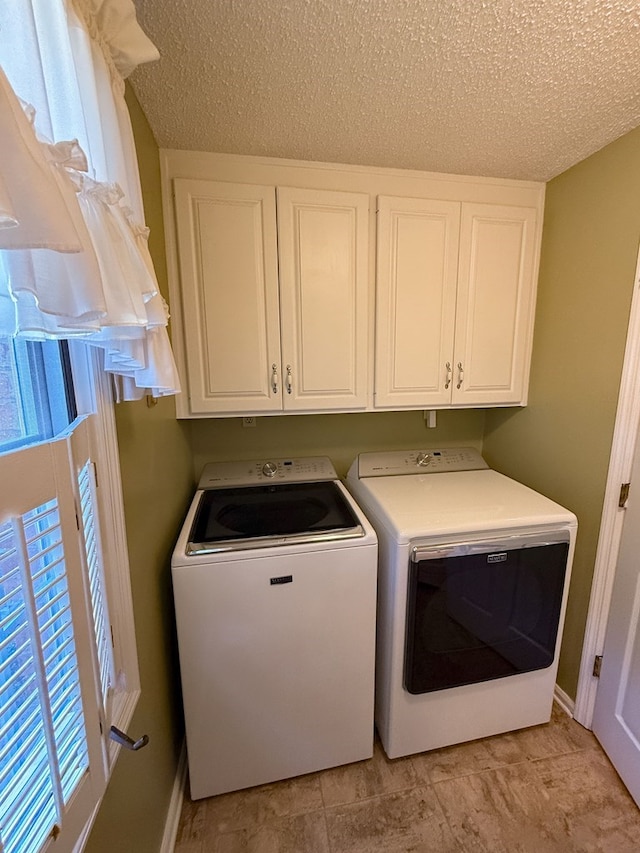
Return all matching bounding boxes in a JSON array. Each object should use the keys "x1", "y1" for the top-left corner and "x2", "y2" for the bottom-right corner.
[
  {"x1": 346, "y1": 447, "x2": 577, "y2": 759},
  {"x1": 172, "y1": 456, "x2": 377, "y2": 799}
]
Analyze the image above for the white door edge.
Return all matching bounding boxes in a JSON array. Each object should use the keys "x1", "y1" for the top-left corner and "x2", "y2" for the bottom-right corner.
[{"x1": 574, "y1": 240, "x2": 640, "y2": 727}]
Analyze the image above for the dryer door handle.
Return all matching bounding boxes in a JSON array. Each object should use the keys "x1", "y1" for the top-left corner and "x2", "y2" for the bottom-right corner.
[
  {"x1": 411, "y1": 530, "x2": 570, "y2": 563},
  {"x1": 411, "y1": 546, "x2": 458, "y2": 562}
]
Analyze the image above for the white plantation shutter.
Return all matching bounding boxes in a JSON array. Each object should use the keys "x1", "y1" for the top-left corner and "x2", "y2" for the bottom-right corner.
[
  {"x1": 0, "y1": 435, "x2": 107, "y2": 853},
  {"x1": 1, "y1": 502, "x2": 89, "y2": 849},
  {"x1": 78, "y1": 462, "x2": 113, "y2": 706},
  {"x1": 0, "y1": 512, "x2": 67, "y2": 853},
  {"x1": 70, "y1": 419, "x2": 115, "y2": 716}
]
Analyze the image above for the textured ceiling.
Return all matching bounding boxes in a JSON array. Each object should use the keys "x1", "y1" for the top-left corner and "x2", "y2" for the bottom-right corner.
[{"x1": 130, "y1": 0, "x2": 640, "y2": 182}]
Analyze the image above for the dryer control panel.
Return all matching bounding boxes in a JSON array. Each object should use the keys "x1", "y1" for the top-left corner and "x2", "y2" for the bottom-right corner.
[
  {"x1": 198, "y1": 456, "x2": 338, "y2": 488},
  {"x1": 353, "y1": 447, "x2": 488, "y2": 478}
]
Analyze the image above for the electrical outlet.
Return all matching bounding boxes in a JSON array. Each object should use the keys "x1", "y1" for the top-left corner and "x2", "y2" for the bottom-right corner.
[{"x1": 242, "y1": 417, "x2": 256, "y2": 428}]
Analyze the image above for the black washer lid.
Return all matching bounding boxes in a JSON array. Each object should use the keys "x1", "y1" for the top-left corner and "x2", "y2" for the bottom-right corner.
[{"x1": 187, "y1": 480, "x2": 364, "y2": 554}]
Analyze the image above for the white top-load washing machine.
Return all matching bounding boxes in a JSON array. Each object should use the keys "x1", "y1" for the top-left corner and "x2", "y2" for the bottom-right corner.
[
  {"x1": 172, "y1": 456, "x2": 377, "y2": 800},
  {"x1": 346, "y1": 447, "x2": 577, "y2": 760}
]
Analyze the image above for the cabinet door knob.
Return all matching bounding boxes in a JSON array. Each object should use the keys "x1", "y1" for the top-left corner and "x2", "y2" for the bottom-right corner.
[
  {"x1": 286, "y1": 365, "x2": 293, "y2": 394},
  {"x1": 271, "y1": 363, "x2": 279, "y2": 394},
  {"x1": 457, "y1": 362, "x2": 464, "y2": 389},
  {"x1": 445, "y1": 362, "x2": 452, "y2": 390}
]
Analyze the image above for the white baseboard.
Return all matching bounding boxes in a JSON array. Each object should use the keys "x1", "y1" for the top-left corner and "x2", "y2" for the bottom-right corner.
[
  {"x1": 160, "y1": 742, "x2": 188, "y2": 853},
  {"x1": 554, "y1": 683, "x2": 576, "y2": 718}
]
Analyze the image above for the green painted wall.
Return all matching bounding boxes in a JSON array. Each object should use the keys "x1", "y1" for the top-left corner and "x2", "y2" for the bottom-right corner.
[
  {"x1": 484, "y1": 126, "x2": 640, "y2": 698},
  {"x1": 85, "y1": 88, "x2": 193, "y2": 853},
  {"x1": 187, "y1": 409, "x2": 487, "y2": 480}
]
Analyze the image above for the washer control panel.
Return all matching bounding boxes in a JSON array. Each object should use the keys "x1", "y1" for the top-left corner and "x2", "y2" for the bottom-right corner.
[
  {"x1": 354, "y1": 447, "x2": 488, "y2": 478},
  {"x1": 198, "y1": 456, "x2": 338, "y2": 488}
]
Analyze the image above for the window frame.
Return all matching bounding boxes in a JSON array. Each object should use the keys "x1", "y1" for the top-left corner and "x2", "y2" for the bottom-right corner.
[
  {"x1": 0, "y1": 339, "x2": 76, "y2": 454},
  {"x1": 1, "y1": 338, "x2": 142, "y2": 721}
]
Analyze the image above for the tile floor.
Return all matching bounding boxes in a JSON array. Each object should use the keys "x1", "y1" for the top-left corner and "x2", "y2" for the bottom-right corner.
[{"x1": 174, "y1": 705, "x2": 640, "y2": 852}]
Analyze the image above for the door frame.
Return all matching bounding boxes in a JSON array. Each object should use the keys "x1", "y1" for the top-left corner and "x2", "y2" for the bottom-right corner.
[{"x1": 574, "y1": 243, "x2": 640, "y2": 727}]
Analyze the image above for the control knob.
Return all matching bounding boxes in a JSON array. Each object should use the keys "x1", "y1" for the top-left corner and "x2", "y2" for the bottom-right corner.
[
  {"x1": 416, "y1": 452, "x2": 432, "y2": 467},
  {"x1": 262, "y1": 461, "x2": 278, "y2": 478}
]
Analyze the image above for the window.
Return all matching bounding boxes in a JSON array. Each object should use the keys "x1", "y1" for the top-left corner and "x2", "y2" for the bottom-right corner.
[
  {"x1": 0, "y1": 331, "x2": 137, "y2": 849},
  {"x1": 0, "y1": 429, "x2": 111, "y2": 853},
  {"x1": 0, "y1": 0, "x2": 164, "y2": 849},
  {"x1": 0, "y1": 339, "x2": 76, "y2": 453}
]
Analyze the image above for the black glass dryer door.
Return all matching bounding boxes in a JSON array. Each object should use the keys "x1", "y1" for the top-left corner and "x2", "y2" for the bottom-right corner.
[{"x1": 404, "y1": 537, "x2": 569, "y2": 694}]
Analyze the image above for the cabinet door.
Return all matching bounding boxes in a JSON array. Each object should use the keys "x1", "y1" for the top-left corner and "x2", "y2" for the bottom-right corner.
[
  {"x1": 453, "y1": 203, "x2": 538, "y2": 406},
  {"x1": 374, "y1": 197, "x2": 460, "y2": 408},
  {"x1": 174, "y1": 180, "x2": 282, "y2": 414},
  {"x1": 277, "y1": 187, "x2": 370, "y2": 411}
]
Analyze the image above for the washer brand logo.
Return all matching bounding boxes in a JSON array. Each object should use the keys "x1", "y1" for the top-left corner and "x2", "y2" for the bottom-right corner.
[
  {"x1": 488, "y1": 553, "x2": 508, "y2": 563},
  {"x1": 270, "y1": 575, "x2": 293, "y2": 585}
]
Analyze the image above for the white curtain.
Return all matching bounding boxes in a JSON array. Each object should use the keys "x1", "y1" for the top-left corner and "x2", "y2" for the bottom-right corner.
[{"x1": 0, "y1": 0, "x2": 180, "y2": 399}]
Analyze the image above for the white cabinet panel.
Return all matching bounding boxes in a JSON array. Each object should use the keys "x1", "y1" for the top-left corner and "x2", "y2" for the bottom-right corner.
[
  {"x1": 277, "y1": 188, "x2": 370, "y2": 411},
  {"x1": 375, "y1": 197, "x2": 460, "y2": 407},
  {"x1": 453, "y1": 204, "x2": 538, "y2": 405},
  {"x1": 174, "y1": 180, "x2": 281, "y2": 414}
]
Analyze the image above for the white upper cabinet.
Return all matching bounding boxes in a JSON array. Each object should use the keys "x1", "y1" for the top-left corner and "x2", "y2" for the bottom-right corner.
[
  {"x1": 375, "y1": 196, "x2": 539, "y2": 409},
  {"x1": 173, "y1": 178, "x2": 369, "y2": 415},
  {"x1": 277, "y1": 187, "x2": 370, "y2": 411},
  {"x1": 174, "y1": 180, "x2": 282, "y2": 414},
  {"x1": 163, "y1": 150, "x2": 544, "y2": 417}
]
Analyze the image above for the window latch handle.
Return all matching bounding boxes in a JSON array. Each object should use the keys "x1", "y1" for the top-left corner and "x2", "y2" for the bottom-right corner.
[{"x1": 109, "y1": 725, "x2": 149, "y2": 751}]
